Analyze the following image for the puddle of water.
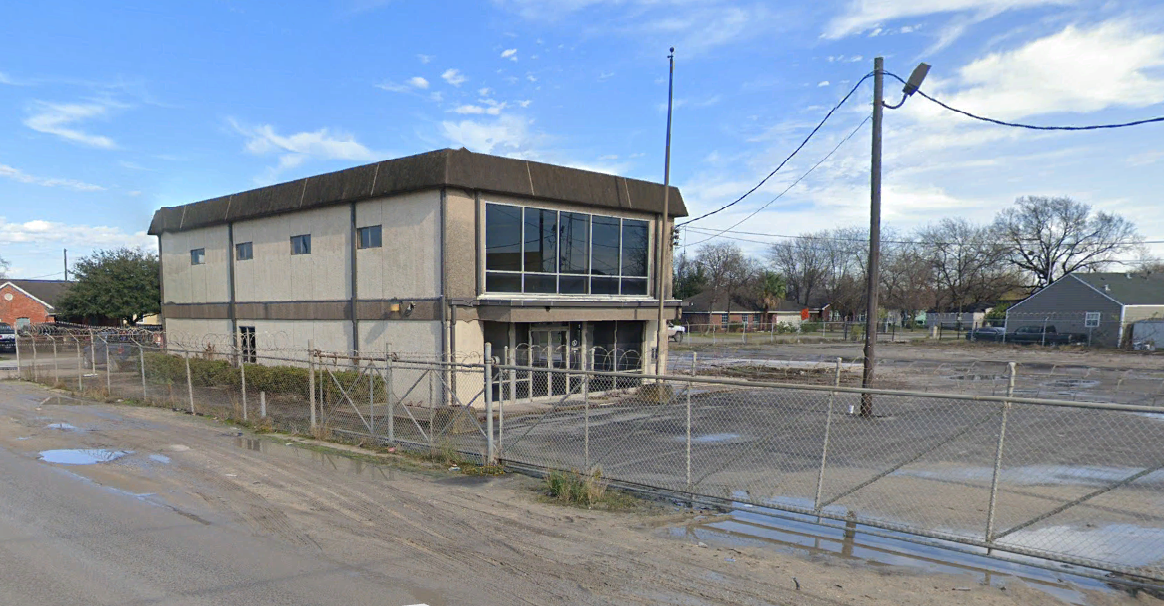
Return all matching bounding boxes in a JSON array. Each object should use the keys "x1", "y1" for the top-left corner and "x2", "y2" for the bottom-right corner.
[
  {"x1": 684, "y1": 433, "x2": 745, "y2": 444},
  {"x1": 148, "y1": 454, "x2": 171, "y2": 464},
  {"x1": 1042, "y1": 379, "x2": 1101, "y2": 389},
  {"x1": 39, "y1": 449, "x2": 130, "y2": 465},
  {"x1": 945, "y1": 374, "x2": 1006, "y2": 381},
  {"x1": 233, "y1": 438, "x2": 396, "y2": 480},
  {"x1": 894, "y1": 465, "x2": 1164, "y2": 487},
  {"x1": 45, "y1": 422, "x2": 79, "y2": 431},
  {"x1": 674, "y1": 502, "x2": 1120, "y2": 605}
]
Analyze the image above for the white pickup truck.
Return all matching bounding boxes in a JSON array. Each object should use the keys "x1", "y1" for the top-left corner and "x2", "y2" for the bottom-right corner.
[{"x1": 667, "y1": 323, "x2": 686, "y2": 343}]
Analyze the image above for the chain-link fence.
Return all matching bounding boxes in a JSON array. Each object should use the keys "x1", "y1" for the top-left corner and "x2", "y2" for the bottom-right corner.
[{"x1": 8, "y1": 327, "x2": 1164, "y2": 583}]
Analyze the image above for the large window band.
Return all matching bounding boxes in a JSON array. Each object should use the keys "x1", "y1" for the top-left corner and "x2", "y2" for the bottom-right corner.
[{"x1": 485, "y1": 202, "x2": 650, "y2": 296}]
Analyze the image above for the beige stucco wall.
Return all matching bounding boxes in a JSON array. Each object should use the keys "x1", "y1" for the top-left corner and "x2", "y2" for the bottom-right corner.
[
  {"x1": 232, "y1": 205, "x2": 351, "y2": 303},
  {"x1": 445, "y1": 188, "x2": 477, "y2": 300},
  {"x1": 355, "y1": 190, "x2": 442, "y2": 301},
  {"x1": 164, "y1": 318, "x2": 233, "y2": 349},
  {"x1": 358, "y1": 320, "x2": 443, "y2": 360},
  {"x1": 239, "y1": 320, "x2": 351, "y2": 356},
  {"x1": 160, "y1": 224, "x2": 230, "y2": 304}
]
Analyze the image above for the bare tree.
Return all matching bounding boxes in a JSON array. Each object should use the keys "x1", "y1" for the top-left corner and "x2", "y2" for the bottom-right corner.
[
  {"x1": 694, "y1": 242, "x2": 746, "y2": 315},
  {"x1": 766, "y1": 232, "x2": 834, "y2": 306},
  {"x1": 994, "y1": 196, "x2": 1140, "y2": 287},
  {"x1": 881, "y1": 241, "x2": 935, "y2": 325},
  {"x1": 917, "y1": 218, "x2": 1019, "y2": 313},
  {"x1": 0, "y1": 254, "x2": 8, "y2": 278}
]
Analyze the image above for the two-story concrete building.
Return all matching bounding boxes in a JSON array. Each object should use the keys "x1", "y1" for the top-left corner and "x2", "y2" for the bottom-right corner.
[{"x1": 148, "y1": 148, "x2": 686, "y2": 378}]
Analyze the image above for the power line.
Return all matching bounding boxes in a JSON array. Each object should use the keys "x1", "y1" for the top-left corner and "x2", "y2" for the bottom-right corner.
[
  {"x1": 886, "y1": 71, "x2": 1164, "y2": 131},
  {"x1": 679, "y1": 71, "x2": 874, "y2": 226},
  {"x1": 684, "y1": 114, "x2": 872, "y2": 248},
  {"x1": 683, "y1": 225, "x2": 1164, "y2": 248},
  {"x1": 11, "y1": 271, "x2": 65, "y2": 280}
]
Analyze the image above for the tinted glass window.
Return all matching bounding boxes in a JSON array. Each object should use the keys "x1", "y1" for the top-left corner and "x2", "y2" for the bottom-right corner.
[
  {"x1": 190, "y1": 248, "x2": 205, "y2": 265},
  {"x1": 524, "y1": 208, "x2": 557, "y2": 273},
  {"x1": 621, "y1": 219, "x2": 649, "y2": 277},
  {"x1": 485, "y1": 272, "x2": 521, "y2": 293},
  {"x1": 559, "y1": 212, "x2": 589, "y2": 274},
  {"x1": 591, "y1": 216, "x2": 620, "y2": 276},
  {"x1": 291, "y1": 234, "x2": 311, "y2": 255},
  {"x1": 621, "y1": 278, "x2": 648, "y2": 296},
  {"x1": 485, "y1": 204, "x2": 522, "y2": 271},
  {"x1": 591, "y1": 276, "x2": 619, "y2": 295},
  {"x1": 524, "y1": 274, "x2": 556, "y2": 293},
  {"x1": 357, "y1": 225, "x2": 382, "y2": 249},
  {"x1": 235, "y1": 242, "x2": 253, "y2": 261},
  {"x1": 559, "y1": 275, "x2": 588, "y2": 294}
]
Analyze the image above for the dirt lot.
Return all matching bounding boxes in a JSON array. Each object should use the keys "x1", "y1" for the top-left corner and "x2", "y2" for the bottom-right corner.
[{"x1": 2, "y1": 379, "x2": 1160, "y2": 605}]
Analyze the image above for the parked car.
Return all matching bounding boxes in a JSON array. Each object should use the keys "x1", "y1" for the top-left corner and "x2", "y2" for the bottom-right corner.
[
  {"x1": 965, "y1": 326, "x2": 1006, "y2": 342},
  {"x1": 0, "y1": 323, "x2": 14, "y2": 353},
  {"x1": 667, "y1": 323, "x2": 687, "y2": 343},
  {"x1": 1006, "y1": 325, "x2": 1087, "y2": 345}
]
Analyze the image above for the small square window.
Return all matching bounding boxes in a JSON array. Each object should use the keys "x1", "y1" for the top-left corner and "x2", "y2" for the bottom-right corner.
[
  {"x1": 235, "y1": 241, "x2": 253, "y2": 261},
  {"x1": 357, "y1": 225, "x2": 382, "y2": 249},
  {"x1": 291, "y1": 234, "x2": 311, "y2": 255},
  {"x1": 190, "y1": 248, "x2": 206, "y2": 265}
]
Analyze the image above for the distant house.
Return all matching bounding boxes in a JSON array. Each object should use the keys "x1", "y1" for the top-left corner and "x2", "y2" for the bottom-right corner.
[
  {"x1": 1006, "y1": 272, "x2": 1164, "y2": 348},
  {"x1": 923, "y1": 302, "x2": 996, "y2": 330},
  {"x1": 682, "y1": 291, "x2": 809, "y2": 329},
  {"x1": 0, "y1": 280, "x2": 73, "y2": 330}
]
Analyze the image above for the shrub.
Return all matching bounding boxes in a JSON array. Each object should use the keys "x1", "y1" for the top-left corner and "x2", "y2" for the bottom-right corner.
[
  {"x1": 800, "y1": 321, "x2": 822, "y2": 333},
  {"x1": 545, "y1": 468, "x2": 608, "y2": 508}
]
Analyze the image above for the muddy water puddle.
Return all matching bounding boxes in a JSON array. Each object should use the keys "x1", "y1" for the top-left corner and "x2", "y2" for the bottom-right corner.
[
  {"x1": 39, "y1": 449, "x2": 130, "y2": 465},
  {"x1": 233, "y1": 438, "x2": 397, "y2": 481},
  {"x1": 674, "y1": 500, "x2": 1146, "y2": 605}
]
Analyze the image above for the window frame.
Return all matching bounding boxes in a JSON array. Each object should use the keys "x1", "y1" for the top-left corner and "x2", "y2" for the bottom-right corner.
[
  {"x1": 483, "y1": 201, "x2": 653, "y2": 297},
  {"x1": 290, "y1": 234, "x2": 311, "y2": 255},
  {"x1": 190, "y1": 248, "x2": 206, "y2": 265},
  {"x1": 235, "y1": 241, "x2": 253, "y2": 261},
  {"x1": 357, "y1": 225, "x2": 382, "y2": 250},
  {"x1": 721, "y1": 313, "x2": 730, "y2": 325}
]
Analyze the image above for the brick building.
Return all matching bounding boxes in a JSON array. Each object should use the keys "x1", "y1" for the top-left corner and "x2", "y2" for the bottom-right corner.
[{"x1": 0, "y1": 280, "x2": 73, "y2": 329}]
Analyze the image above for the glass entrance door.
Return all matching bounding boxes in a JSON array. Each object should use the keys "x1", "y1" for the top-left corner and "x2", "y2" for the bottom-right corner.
[{"x1": 530, "y1": 325, "x2": 568, "y2": 396}]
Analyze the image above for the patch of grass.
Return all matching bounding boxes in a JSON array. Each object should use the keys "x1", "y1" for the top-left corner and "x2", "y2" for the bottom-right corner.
[{"x1": 542, "y1": 467, "x2": 638, "y2": 510}]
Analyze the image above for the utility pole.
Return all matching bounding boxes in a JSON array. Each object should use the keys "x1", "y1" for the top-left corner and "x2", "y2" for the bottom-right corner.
[
  {"x1": 63, "y1": 249, "x2": 68, "y2": 281},
  {"x1": 655, "y1": 47, "x2": 675, "y2": 376},
  {"x1": 860, "y1": 57, "x2": 884, "y2": 417}
]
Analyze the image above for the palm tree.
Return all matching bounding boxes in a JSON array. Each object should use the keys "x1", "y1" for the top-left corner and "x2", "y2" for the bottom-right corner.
[{"x1": 758, "y1": 271, "x2": 787, "y2": 329}]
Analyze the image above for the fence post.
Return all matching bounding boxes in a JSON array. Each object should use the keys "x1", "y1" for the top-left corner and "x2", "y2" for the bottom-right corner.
[
  {"x1": 51, "y1": 337, "x2": 59, "y2": 384},
  {"x1": 31, "y1": 336, "x2": 39, "y2": 382},
  {"x1": 88, "y1": 329, "x2": 97, "y2": 375},
  {"x1": 184, "y1": 349, "x2": 195, "y2": 414},
  {"x1": 13, "y1": 334, "x2": 21, "y2": 380},
  {"x1": 485, "y1": 343, "x2": 495, "y2": 464},
  {"x1": 369, "y1": 359, "x2": 375, "y2": 437},
  {"x1": 985, "y1": 361, "x2": 1016, "y2": 544},
  {"x1": 75, "y1": 337, "x2": 83, "y2": 391},
  {"x1": 104, "y1": 336, "x2": 111, "y2": 395},
  {"x1": 1041, "y1": 316, "x2": 1048, "y2": 347},
  {"x1": 686, "y1": 364, "x2": 693, "y2": 494},
  {"x1": 814, "y1": 357, "x2": 843, "y2": 512},
  {"x1": 386, "y1": 353, "x2": 394, "y2": 444},
  {"x1": 584, "y1": 347, "x2": 591, "y2": 471},
  {"x1": 139, "y1": 344, "x2": 147, "y2": 400},
  {"x1": 260, "y1": 390, "x2": 267, "y2": 418},
  {"x1": 691, "y1": 351, "x2": 698, "y2": 376},
  {"x1": 308, "y1": 340, "x2": 316, "y2": 430},
  {"x1": 240, "y1": 358, "x2": 248, "y2": 422}
]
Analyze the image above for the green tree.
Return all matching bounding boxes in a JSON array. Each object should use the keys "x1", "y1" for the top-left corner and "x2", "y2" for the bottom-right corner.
[
  {"x1": 673, "y1": 252, "x2": 708, "y2": 300},
  {"x1": 58, "y1": 248, "x2": 160, "y2": 324},
  {"x1": 757, "y1": 271, "x2": 787, "y2": 324}
]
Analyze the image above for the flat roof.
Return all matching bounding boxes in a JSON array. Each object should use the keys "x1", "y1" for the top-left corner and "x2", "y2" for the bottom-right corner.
[{"x1": 149, "y1": 148, "x2": 687, "y2": 235}]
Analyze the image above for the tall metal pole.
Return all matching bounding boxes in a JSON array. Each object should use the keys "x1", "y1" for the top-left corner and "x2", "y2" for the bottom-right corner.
[
  {"x1": 860, "y1": 57, "x2": 884, "y2": 418},
  {"x1": 655, "y1": 47, "x2": 675, "y2": 377},
  {"x1": 64, "y1": 249, "x2": 68, "y2": 281}
]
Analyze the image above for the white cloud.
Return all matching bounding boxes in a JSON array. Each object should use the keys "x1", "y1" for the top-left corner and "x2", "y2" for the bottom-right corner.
[
  {"x1": 0, "y1": 72, "x2": 15, "y2": 85},
  {"x1": 440, "y1": 113, "x2": 539, "y2": 157},
  {"x1": 441, "y1": 68, "x2": 467, "y2": 87},
  {"x1": 817, "y1": 81, "x2": 830, "y2": 87},
  {"x1": 229, "y1": 119, "x2": 379, "y2": 182},
  {"x1": 518, "y1": 100, "x2": 532, "y2": 108},
  {"x1": 526, "y1": 73, "x2": 538, "y2": 82},
  {"x1": 501, "y1": 48, "x2": 518, "y2": 61},
  {"x1": 478, "y1": 87, "x2": 493, "y2": 96},
  {"x1": 0, "y1": 217, "x2": 155, "y2": 250},
  {"x1": 417, "y1": 54, "x2": 433, "y2": 64},
  {"x1": 377, "y1": 77, "x2": 430, "y2": 92},
  {"x1": 598, "y1": 71, "x2": 615, "y2": 81},
  {"x1": 24, "y1": 102, "x2": 118, "y2": 149},
  {"x1": 943, "y1": 21, "x2": 1164, "y2": 120},
  {"x1": 823, "y1": 0, "x2": 1072, "y2": 39},
  {"x1": 0, "y1": 163, "x2": 105, "y2": 191},
  {"x1": 430, "y1": 91, "x2": 445, "y2": 102}
]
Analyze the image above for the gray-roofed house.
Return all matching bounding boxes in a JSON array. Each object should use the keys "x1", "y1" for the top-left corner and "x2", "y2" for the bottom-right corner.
[
  {"x1": 0, "y1": 279, "x2": 73, "y2": 329},
  {"x1": 1005, "y1": 272, "x2": 1164, "y2": 347},
  {"x1": 148, "y1": 148, "x2": 687, "y2": 389},
  {"x1": 682, "y1": 291, "x2": 808, "y2": 330}
]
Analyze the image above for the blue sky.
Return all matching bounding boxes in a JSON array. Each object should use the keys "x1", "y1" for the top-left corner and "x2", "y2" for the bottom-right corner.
[{"x1": 3, "y1": 0, "x2": 1164, "y2": 278}]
